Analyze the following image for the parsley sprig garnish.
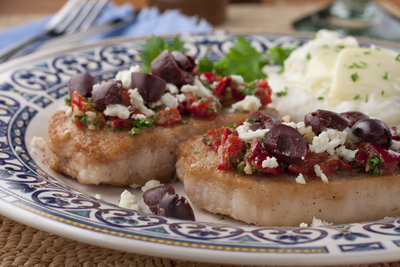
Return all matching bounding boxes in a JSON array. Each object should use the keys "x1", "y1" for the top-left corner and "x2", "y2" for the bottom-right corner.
[{"x1": 129, "y1": 115, "x2": 158, "y2": 136}]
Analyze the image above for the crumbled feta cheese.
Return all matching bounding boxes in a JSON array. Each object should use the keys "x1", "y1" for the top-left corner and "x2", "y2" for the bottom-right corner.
[
  {"x1": 95, "y1": 194, "x2": 101, "y2": 200},
  {"x1": 59, "y1": 105, "x2": 72, "y2": 116},
  {"x1": 115, "y1": 65, "x2": 141, "y2": 89},
  {"x1": 103, "y1": 104, "x2": 130, "y2": 119},
  {"x1": 299, "y1": 222, "x2": 308, "y2": 227},
  {"x1": 176, "y1": 94, "x2": 187, "y2": 103},
  {"x1": 119, "y1": 190, "x2": 140, "y2": 211},
  {"x1": 180, "y1": 84, "x2": 198, "y2": 94},
  {"x1": 149, "y1": 100, "x2": 162, "y2": 109},
  {"x1": 193, "y1": 76, "x2": 213, "y2": 98},
  {"x1": 166, "y1": 83, "x2": 179, "y2": 94},
  {"x1": 141, "y1": 180, "x2": 163, "y2": 192},
  {"x1": 262, "y1": 157, "x2": 279, "y2": 168},
  {"x1": 230, "y1": 95, "x2": 262, "y2": 113},
  {"x1": 30, "y1": 136, "x2": 46, "y2": 150},
  {"x1": 236, "y1": 122, "x2": 269, "y2": 141},
  {"x1": 283, "y1": 121, "x2": 306, "y2": 129},
  {"x1": 160, "y1": 93, "x2": 178, "y2": 109},
  {"x1": 309, "y1": 128, "x2": 347, "y2": 155},
  {"x1": 281, "y1": 115, "x2": 290, "y2": 123},
  {"x1": 391, "y1": 140, "x2": 400, "y2": 151},
  {"x1": 129, "y1": 89, "x2": 155, "y2": 117},
  {"x1": 335, "y1": 146, "x2": 358, "y2": 161},
  {"x1": 295, "y1": 173, "x2": 306, "y2": 184},
  {"x1": 311, "y1": 217, "x2": 333, "y2": 227},
  {"x1": 133, "y1": 114, "x2": 147, "y2": 120},
  {"x1": 92, "y1": 83, "x2": 100, "y2": 90},
  {"x1": 130, "y1": 183, "x2": 140, "y2": 189},
  {"x1": 230, "y1": 75, "x2": 244, "y2": 84},
  {"x1": 314, "y1": 165, "x2": 329, "y2": 182}
]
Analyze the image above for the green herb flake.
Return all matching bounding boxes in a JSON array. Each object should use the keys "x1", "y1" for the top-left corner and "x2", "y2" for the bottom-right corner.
[
  {"x1": 306, "y1": 53, "x2": 311, "y2": 60},
  {"x1": 248, "y1": 118, "x2": 255, "y2": 124},
  {"x1": 365, "y1": 94, "x2": 369, "y2": 103},
  {"x1": 219, "y1": 217, "x2": 225, "y2": 220},
  {"x1": 351, "y1": 72, "x2": 359, "y2": 82},
  {"x1": 275, "y1": 87, "x2": 288, "y2": 97},
  {"x1": 396, "y1": 129, "x2": 400, "y2": 138},
  {"x1": 381, "y1": 90, "x2": 385, "y2": 96},
  {"x1": 129, "y1": 115, "x2": 158, "y2": 137},
  {"x1": 383, "y1": 71, "x2": 389, "y2": 80},
  {"x1": 354, "y1": 94, "x2": 360, "y2": 100},
  {"x1": 64, "y1": 97, "x2": 71, "y2": 105},
  {"x1": 396, "y1": 54, "x2": 400, "y2": 61},
  {"x1": 181, "y1": 119, "x2": 187, "y2": 124},
  {"x1": 321, "y1": 45, "x2": 329, "y2": 49},
  {"x1": 74, "y1": 114, "x2": 88, "y2": 126},
  {"x1": 336, "y1": 45, "x2": 345, "y2": 52},
  {"x1": 193, "y1": 150, "x2": 200, "y2": 154},
  {"x1": 364, "y1": 51, "x2": 372, "y2": 55},
  {"x1": 318, "y1": 96, "x2": 324, "y2": 100}
]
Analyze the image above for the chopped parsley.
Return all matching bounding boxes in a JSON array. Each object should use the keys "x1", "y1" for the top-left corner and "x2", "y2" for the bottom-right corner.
[
  {"x1": 381, "y1": 90, "x2": 385, "y2": 96},
  {"x1": 306, "y1": 53, "x2": 311, "y2": 60},
  {"x1": 193, "y1": 150, "x2": 200, "y2": 154},
  {"x1": 275, "y1": 87, "x2": 288, "y2": 97},
  {"x1": 367, "y1": 151, "x2": 384, "y2": 175},
  {"x1": 351, "y1": 72, "x2": 359, "y2": 82},
  {"x1": 74, "y1": 114, "x2": 88, "y2": 125},
  {"x1": 336, "y1": 45, "x2": 345, "y2": 52},
  {"x1": 129, "y1": 115, "x2": 158, "y2": 136},
  {"x1": 364, "y1": 51, "x2": 371, "y2": 55},
  {"x1": 219, "y1": 217, "x2": 225, "y2": 220},
  {"x1": 365, "y1": 94, "x2": 369, "y2": 103},
  {"x1": 64, "y1": 97, "x2": 71, "y2": 105},
  {"x1": 382, "y1": 71, "x2": 389, "y2": 80},
  {"x1": 354, "y1": 94, "x2": 360, "y2": 100},
  {"x1": 348, "y1": 61, "x2": 367, "y2": 69},
  {"x1": 318, "y1": 96, "x2": 324, "y2": 100},
  {"x1": 248, "y1": 118, "x2": 255, "y2": 124},
  {"x1": 321, "y1": 45, "x2": 329, "y2": 49},
  {"x1": 396, "y1": 54, "x2": 400, "y2": 61},
  {"x1": 181, "y1": 119, "x2": 187, "y2": 124}
]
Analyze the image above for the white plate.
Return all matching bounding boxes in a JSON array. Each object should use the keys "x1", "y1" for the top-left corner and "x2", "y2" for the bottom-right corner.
[{"x1": 0, "y1": 32, "x2": 400, "y2": 266}]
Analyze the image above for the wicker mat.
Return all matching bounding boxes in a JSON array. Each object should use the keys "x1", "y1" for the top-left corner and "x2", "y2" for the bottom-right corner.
[{"x1": 0, "y1": 215, "x2": 398, "y2": 267}]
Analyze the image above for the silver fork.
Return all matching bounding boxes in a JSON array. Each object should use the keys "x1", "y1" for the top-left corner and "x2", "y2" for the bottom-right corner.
[{"x1": 0, "y1": 0, "x2": 108, "y2": 64}]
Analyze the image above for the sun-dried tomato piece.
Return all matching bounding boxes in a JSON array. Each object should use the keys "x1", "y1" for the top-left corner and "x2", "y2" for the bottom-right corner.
[
  {"x1": 203, "y1": 128, "x2": 224, "y2": 151},
  {"x1": 155, "y1": 108, "x2": 182, "y2": 125},
  {"x1": 213, "y1": 76, "x2": 232, "y2": 102},
  {"x1": 315, "y1": 157, "x2": 355, "y2": 178},
  {"x1": 186, "y1": 95, "x2": 220, "y2": 118},
  {"x1": 218, "y1": 134, "x2": 246, "y2": 170},
  {"x1": 288, "y1": 149, "x2": 329, "y2": 175},
  {"x1": 254, "y1": 78, "x2": 272, "y2": 106},
  {"x1": 72, "y1": 91, "x2": 93, "y2": 112}
]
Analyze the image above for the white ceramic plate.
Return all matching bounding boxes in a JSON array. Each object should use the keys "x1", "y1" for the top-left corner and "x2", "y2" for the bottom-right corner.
[{"x1": 0, "y1": 32, "x2": 400, "y2": 266}]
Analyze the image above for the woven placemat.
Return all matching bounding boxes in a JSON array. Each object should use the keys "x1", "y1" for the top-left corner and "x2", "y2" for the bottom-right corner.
[{"x1": 0, "y1": 214, "x2": 399, "y2": 267}]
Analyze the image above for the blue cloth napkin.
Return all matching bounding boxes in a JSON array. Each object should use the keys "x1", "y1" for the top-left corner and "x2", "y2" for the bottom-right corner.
[{"x1": 0, "y1": 2, "x2": 212, "y2": 51}]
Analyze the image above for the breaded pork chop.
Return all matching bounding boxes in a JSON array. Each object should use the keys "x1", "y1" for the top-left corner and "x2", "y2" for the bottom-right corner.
[
  {"x1": 45, "y1": 107, "x2": 277, "y2": 186},
  {"x1": 176, "y1": 135, "x2": 400, "y2": 226}
]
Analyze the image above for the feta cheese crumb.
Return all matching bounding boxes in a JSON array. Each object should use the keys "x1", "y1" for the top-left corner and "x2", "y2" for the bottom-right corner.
[
  {"x1": 334, "y1": 146, "x2": 358, "y2": 161},
  {"x1": 262, "y1": 157, "x2": 279, "y2": 168},
  {"x1": 95, "y1": 194, "x2": 101, "y2": 200},
  {"x1": 299, "y1": 222, "x2": 308, "y2": 227},
  {"x1": 115, "y1": 65, "x2": 141, "y2": 89},
  {"x1": 30, "y1": 136, "x2": 46, "y2": 150},
  {"x1": 103, "y1": 104, "x2": 130, "y2": 119},
  {"x1": 230, "y1": 75, "x2": 244, "y2": 84},
  {"x1": 180, "y1": 84, "x2": 198, "y2": 94},
  {"x1": 230, "y1": 95, "x2": 262, "y2": 113},
  {"x1": 160, "y1": 93, "x2": 178, "y2": 109},
  {"x1": 236, "y1": 122, "x2": 269, "y2": 141},
  {"x1": 166, "y1": 83, "x2": 179, "y2": 94},
  {"x1": 129, "y1": 89, "x2": 155, "y2": 117},
  {"x1": 193, "y1": 76, "x2": 212, "y2": 97},
  {"x1": 309, "y1": 128, "x2": 347, "y2": 155},
  {"x1": 176, "y1": 94, "x2": 187, "y2": 103},
  {"x1": 295, "y1": 173, "x2": 306, "y2": 184},
  {"x1": 59, "y1": 105, "x2": 72, "y2": 116},
  {"x1": 130, "y1": 183, "x2": 141, "y2": 189},
  {"x1": 314, "y1": 164, "x2": 329, "y2": 182},
  {"x1": 119, "y1": 190, "x2": 140, "y2": 211},
  {"x1": 311, "y1": 217, "x2": 333, "y2": 227},
  {"x1": 141, "y1": 180, "x2": 164, "y2": 192},
  {"x1": 391, "y1": 140, "x2": 400, "y2": 151},
  {"x1": 92, "y1": 83, "x2": 100, "y2": 90}
]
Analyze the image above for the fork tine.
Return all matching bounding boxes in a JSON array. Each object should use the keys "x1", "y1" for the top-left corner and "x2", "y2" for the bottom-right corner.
[
  {"x1": 79, "y1": 0, "x2": 109, "y2": 32},
  {"x1": 52, "y1": 0, "x2": 88, "y2": 36},
  {"x1": 44, "y1": 0, "x2": 81, "y2": 33},
  {"x1": 65, "y1": 0, "x2": 99, "y2": 34}
]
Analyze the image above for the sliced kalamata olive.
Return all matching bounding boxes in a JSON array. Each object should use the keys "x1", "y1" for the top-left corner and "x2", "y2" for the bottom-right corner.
[
  {"x1": 246, "y1": 111, "x2": 281, "y2": 131},
  {"x1": 171, "y1": 50, "x2": 195, "y2": 71},
  {"x1": 351, "y1": 118, "x2": 392, "y2": 148},
  {"x1": 91, "y1": 80, "x2": 123, "y2": 112},
  {"x1": 157, "y1": 193, "x2": 195, "y2": 221},
  {"x1": 143, "y1": 186, "x2": 175, "y2": 214},
  {"x1": 305, "y1": 110, "x2": 350, "y2": 133},
  {"x1": 131, "y1": 72, "x2": 166, "y2": 102},
  {"x1": 68, "y1": 73, "x2": 99, "y2": 97},
  {"x1": 263, "y1": 124, "x2": 307, "y2": 164},
  {"x1": 151, "y1": 50, "x2": 194, "y2": 87},
  {"x1": 340, "y1": 111, "x2": 369, "y2": 127}
]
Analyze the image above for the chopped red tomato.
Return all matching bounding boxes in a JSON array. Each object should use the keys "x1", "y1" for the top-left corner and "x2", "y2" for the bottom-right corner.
[
  {"x1": 203, "y1": 128, "x2": 224, "y2": 151},
  {"x1": 315, "y1": 156, "x2": 355, "y2": 178},
  {"x1": 122, "y1": 89, "x2": 131, "y2": 107},
  {"x1": 288, "y1": 150, "x2": 329, "y2": 176},
  {"x1": 231, "y1": 83, "x2": 246, "y2": 101},
  {"x1": 390, "y1": 127, "x2": 400, "y2": 141},
  {"x1": 71, "y1": 91, "x2": 93, "y2": 112},
  {"x1": 186, "y1": 95, "x2": 220, "y2": 118},
  {"x1": 213, "y1": 76, "x2": 232, "y2": 102},
  {"x1": 108, "y1": 117, "x2": 132, "y2": 130},
  {"x1": 354, "y1": 142, "x2": 400, "y2": 175},
  {"x1": 155, "y1": 108, "x2": 182, "y2": 125},
  {"x1": 218, "y1": 134, "x2": 246, "y2": 170},
  {"x1": 254, "y1": 79, "x2": 272, "y2": 106},
  {"x1": 199, "y1": 72, "x2": 222, "y2": 84},
  {"x1": 244, "y1": 138, "x2": 261, "y2": 163}
]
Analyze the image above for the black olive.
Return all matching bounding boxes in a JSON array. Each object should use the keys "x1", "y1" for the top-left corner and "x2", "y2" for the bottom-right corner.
[
  {"x1": 340, "y1": 111, "x2": 369, "y2": 127},
  {"x1": 246, "y1": 111, "x2": 281, "y2": 131},
  {"x1": 143, "y1": 185, "x2": 175, "y2": 214},
  {"x1": 157, "y1": 193, "x2": 196, "y2": 221},
  {"x1": 68, "y1": 73, "x2": 99, "y2": 97},
  {"x1": 131, "y1": 72, "x2": 166, "y2": 102},
  {"x1": 305, "y1": 109, "x2": 350, "y2": 134},
  {"x1": 91, "y1": 80, "x2": 123, "y2": 112},
  {"x1": 351, "y1": 118, "x2": 392, "y2": 148}
]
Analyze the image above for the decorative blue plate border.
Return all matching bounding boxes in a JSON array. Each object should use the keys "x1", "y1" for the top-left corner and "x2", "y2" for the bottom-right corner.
[{"x1": 0, "y1": 32, "x2": 400, "y2": 266}]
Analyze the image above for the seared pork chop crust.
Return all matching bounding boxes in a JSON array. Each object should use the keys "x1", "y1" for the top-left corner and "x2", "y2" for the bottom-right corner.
[
  {"x1": 46, "y1": 107, "x2": 277, "y2": 186},
  {"x1": 176, "y1": 135, "x2": 400, "y2": 226}
]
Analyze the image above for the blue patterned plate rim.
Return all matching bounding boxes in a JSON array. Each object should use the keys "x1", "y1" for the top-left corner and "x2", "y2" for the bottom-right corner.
[{"x1": 0, "y1": 31, "x2": 399, "y2": 266}]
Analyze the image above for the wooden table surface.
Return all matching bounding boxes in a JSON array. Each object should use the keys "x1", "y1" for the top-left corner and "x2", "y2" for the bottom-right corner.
[{"x1": 0, "y1": 0, "x2": 400, "y2": 266}]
